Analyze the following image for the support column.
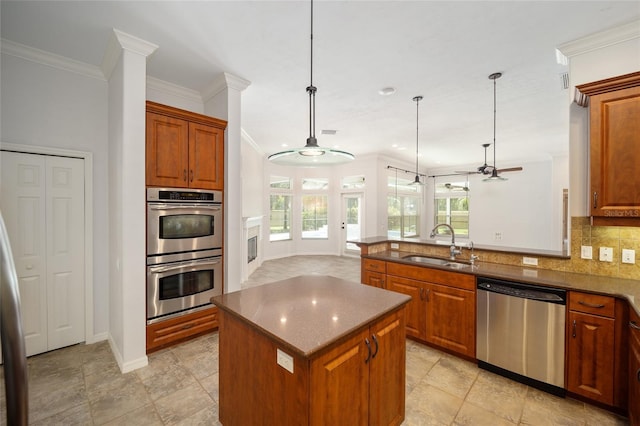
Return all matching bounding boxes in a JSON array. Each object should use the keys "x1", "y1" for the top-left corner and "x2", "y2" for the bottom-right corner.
[
  {"x1": 203, "y1": 73, "x2": 251, "y2": 294},
  {"x1": 102, "y1": 29, "x2": 157, "y2": 372}
]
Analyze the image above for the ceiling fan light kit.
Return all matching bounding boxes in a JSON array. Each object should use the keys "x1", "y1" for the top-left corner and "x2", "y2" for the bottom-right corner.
[{"x1": 268, "y1": 0, "x2": 354, "y2": 167}]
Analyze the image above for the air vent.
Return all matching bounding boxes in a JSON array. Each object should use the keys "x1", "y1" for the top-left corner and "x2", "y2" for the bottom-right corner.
[
  {"x1": 559, "y1": 72, "x2": 570, "y2": 90},
  {"x1": 321, "y1": 129, "x2": 337, "y2": 135}
]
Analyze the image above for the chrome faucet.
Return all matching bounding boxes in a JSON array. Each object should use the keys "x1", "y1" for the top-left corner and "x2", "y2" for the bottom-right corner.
[{"x1": 429, "y1": 223, "x2": 461, "y2": 260}]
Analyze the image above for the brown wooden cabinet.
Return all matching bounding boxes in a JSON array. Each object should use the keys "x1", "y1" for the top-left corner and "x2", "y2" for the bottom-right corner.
[
  {"x1": 146, "y1": 101, "x2": 226, "y2": 190},
  {"x1": 566, "y1": 291, "x2": 627, "y2": 408},
  {"x1": 146, "y1": 306, "x2": 218, "y2": 353},
  {"x1": 310, "y1": 309, "x2": 406, "y2": 426},
  {"x1": 361, "y1": 258, "x2": 386, "y2": 288},
  {"x1": 576, "y1": 71, "x2": 640, "y2": 226},
  {"x1": 385, "y1": 261, "x2": 476, "y2": 359},
  {"x1": 629, "y1": 308, "x2": 640, "y2": 425}
]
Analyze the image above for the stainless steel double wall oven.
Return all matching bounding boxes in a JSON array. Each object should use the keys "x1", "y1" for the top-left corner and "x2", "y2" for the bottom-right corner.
[{"x1": 146, "y1": 188, "x2": 223, "y2": 323}]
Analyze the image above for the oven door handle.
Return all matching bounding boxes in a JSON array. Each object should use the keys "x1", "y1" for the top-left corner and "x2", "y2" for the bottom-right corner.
[
  {"x1": 148, "y1": 257, "x2": 221, "y2": 273},
  {"x1": 148, "y1": 204, "x2": 221, "y2": 211}
]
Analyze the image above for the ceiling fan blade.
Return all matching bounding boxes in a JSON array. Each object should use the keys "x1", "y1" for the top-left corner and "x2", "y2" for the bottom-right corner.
[{"x1": 496, "y1": 166, "x2": 523, "y2": 173}]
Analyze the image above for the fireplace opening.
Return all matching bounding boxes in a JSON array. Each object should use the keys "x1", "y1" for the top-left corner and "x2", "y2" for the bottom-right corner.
[{"x1": 248, "y1": 236, "x2": 257, "y2": 263}]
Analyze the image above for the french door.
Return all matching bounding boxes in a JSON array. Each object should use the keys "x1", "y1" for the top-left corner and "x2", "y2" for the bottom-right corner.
[
  {"x1": 341, "y1": 193, "x2": 363, "y2": 256},
  {"x1": 1, "y1": 151, "x2": 85, "y2": 356}
]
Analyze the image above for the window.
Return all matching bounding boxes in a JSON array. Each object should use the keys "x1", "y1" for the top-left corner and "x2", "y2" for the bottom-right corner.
[
  {"x1": 302, "y1": 195, "x2": 328, "y2": 239},
  {"x1": 342, "y1": 175, "x2": 365, "y2": 189},
  {"x1": 434, "y1": 180, "x2": 469, "y2": 238},
  {"x1": 302, "y1": 177, "x2": 328, "y2": 190},
  {"x1": 387, "y1": 174, "x2": 421, "y2": 238},
  {"x1": 270, "y1": 176, "x2": 292, "y2": 241}
]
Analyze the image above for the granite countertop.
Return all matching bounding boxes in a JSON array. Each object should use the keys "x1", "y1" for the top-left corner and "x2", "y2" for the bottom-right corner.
[
  {"x1": 366, "y1": 250, "x2": 640, "y2": 316},
  {"x1": 352, "y1": 236, "x2": 569, "y2": 258},
  {"x1": 211, "y1": 275, "x2": 411, "y2": 358}
]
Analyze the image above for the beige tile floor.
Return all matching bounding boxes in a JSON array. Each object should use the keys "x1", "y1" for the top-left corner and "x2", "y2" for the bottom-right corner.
[{"x1": 0, "y1": 255, "x2": 630, "y2": 425}]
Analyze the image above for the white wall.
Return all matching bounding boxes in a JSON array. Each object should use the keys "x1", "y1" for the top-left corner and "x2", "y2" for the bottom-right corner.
[{"x1": 1, "y1": 53, "x2": 111, "y2": 339}]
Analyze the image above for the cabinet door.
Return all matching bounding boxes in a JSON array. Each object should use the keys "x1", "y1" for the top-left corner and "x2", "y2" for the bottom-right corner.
[
  {"x1": 369, "y1": 309, "x2": 406, "y2": 426},
  {"x1": 567, "y1": 311, "x2": 615, "y2": 405},
  {"x1": 188, "y1": 122, "x2": 224, "y2": 190},
  {"x1": 146, "y1": 112, "x2": 189, "y2": 188},
  {"x1": 424, "y1": 283, "x2": 475, "y2": 358},
  {"x1": 629, "y1": 313, "x2": 640, "y2": 425},
  {"x1": 589, "y1": 85, "x2": 640, "y2": 222},
  {"x1": 362, "y1": 270, "x2": 385, "y2": 289},
  {"x1": 310, "y1": 328, "x2": 370, "y2": 426},
  {"x1": 386, "y1": 275, "x2": 425, "y2": 340}
]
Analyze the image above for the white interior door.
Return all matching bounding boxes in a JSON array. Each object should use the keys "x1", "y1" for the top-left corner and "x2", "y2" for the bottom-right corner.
[
  {"x1": 1, "y1": 151, "x2": 85, "y2": 356},
  {"x1": 341, "y1": 193, "x2": 363, "y2": 256}
]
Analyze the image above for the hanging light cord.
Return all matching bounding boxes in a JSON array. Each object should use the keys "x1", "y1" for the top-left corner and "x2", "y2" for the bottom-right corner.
[
  {"x1": 306, "y1": 0, "x2": 317, "y2": 145},
  {"x1": 492, "y1": 75, "x2": 497, "y2": 169},
  {"x1": 415, "y1": 97, "x2": 420, "y2": 176}
]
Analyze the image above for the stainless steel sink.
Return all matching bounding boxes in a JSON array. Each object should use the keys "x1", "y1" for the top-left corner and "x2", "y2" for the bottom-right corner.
[{"x1": 402, "y1": 255, "x2": 470, "y2": 269}]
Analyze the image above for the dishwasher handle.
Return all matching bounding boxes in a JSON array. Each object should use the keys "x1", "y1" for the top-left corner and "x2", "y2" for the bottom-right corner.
[{"x1": 477, "y1": 279, "x2": 566, "y2": 304}]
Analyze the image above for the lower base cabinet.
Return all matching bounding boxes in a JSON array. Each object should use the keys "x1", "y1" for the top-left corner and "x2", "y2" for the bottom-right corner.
[
  {"x1": 146, "y1": 306, "x2": 218, "y2": 353},
  {"x1": 629, "y1": 309, "x2": 640, "y2": 425},
  {"x1": 218, "y1": 307, "x2": 407, "y2": 426}
]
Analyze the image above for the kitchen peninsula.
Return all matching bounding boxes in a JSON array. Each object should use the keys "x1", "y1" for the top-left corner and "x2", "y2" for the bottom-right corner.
[{"x1": 212, "y1": 275, "x2": 411, "y2": 425}]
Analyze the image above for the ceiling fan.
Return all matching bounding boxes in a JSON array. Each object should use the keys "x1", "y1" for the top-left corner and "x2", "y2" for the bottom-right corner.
[
  {"x1": 456, "y1": 73, "x2": 523, "y2": 180},
  {"x1": 456, "y1": 143, "x2": 523, "y2": 176}
]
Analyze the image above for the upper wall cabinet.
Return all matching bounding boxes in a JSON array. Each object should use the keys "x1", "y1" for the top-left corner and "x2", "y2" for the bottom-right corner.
[
  {"x1": 146, "y1": 101, "x2": 227, "y2": 190},
  {"x1": 576, "y1": 72, "x2": 640, "y2": 226}
]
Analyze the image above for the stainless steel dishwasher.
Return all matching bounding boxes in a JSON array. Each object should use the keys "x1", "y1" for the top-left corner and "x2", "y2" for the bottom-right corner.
[{"x1": 477, "y1": 277, "x2": 566, "y2": 396}]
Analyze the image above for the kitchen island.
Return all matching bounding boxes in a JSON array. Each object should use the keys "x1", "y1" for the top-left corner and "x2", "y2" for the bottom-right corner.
[{"x1": 211, "y1": 275, "x2": 411, "y2": 426}]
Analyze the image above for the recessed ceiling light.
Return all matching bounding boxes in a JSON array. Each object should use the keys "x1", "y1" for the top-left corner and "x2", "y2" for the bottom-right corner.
[
  {"x1": 392, "y1": 144, "x2": 398, "y2": 148},
  {"x1": 379, "y1": 87, "x2": 396, "y2": 96}
]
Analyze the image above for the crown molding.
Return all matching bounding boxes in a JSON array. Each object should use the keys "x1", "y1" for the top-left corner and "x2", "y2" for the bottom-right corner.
[
  {"x1": 101, "y1": 29, "x2": 158, "y2": 80},
  {"x1": 146, "y1": 76, "x2": 203, "y2": 104},
  {"x1": 1, "y1": 38, "x2": 105, "y2": 80},
  {"x1": 202, "y1": 72, "x2": 251, "y2": 102},
  {"x1": 241, "y1": 128, "x2": 264, "y2": 156},
  {"x1": 557, "y1": 19, "x2": 640, "y2": 58}
]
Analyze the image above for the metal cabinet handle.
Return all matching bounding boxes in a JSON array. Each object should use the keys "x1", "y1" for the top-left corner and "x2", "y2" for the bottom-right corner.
[
  {"x1": 364, "y1": 338, "x2": 371, "y2": 364},
  {"x1": 190, "y1": 170, "x2": 194, "y2": 182},
  {"x1": 182, "y1": 324, "x2": 194, "y2": 330},
  {"x1": 593, "y1": 191, "x2": 598, "y2": 209},
  {"x1": 425, "y1": 288, "x2": 430, "y2": 302},
  {"x1": 630, "y1": 321, "x2": 640, "y2": 331},
  {"x1": 637, "y1": 368, "x2": 640, "y2": 383},
  {"x1": 372, "y1": 334, "x2": 379, "y2": 359},
  {"x1": 572, "y1": 319, "x2": 576, "y2": 338},
  {"x1": 183, "y1": 169, "x2": 187, "y2": 182},
  {"x1": 419, "y1": 288, "x2": 425, "y2": 301},
  {"x1": 578, "y1": 300, "x2": 605, "y2": 309}
]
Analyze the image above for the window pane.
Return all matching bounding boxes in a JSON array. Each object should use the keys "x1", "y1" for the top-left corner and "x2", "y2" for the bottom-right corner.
[
  {"x1": 387, "y1": 196, "x2": 401, "y2": 238},
  {"x1": 434, "y1": 196, "x2": 469, "y2": 237},
  {"x1": 302, "y1": 195, "x2": 328, "y2": 239},
  {"x1": 270, "y1": 195, "x2": 291, "y2": 241},
  {"x1": 342, "y1": 175, "x2": 365, "y2": 189},
  {"x1": 302, "y1": 178, "x2": 328, "y2": 190},
  {"x1": 270, "y1": 176, "x2": 291, "y2": 189},
  {"x1": 387, "y1": 176, "x2": 420, "y2": 193},
  {"x1": 403, "y1": 197, "x2": 419, "y2": 238}
]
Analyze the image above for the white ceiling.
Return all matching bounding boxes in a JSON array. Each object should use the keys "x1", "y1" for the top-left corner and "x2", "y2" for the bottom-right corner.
[{"x1": 2, "y1": 1, "x2": 639, "y2": 170}]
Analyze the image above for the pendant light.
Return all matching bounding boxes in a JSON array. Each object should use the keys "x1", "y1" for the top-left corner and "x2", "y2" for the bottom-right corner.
[
  {"x1": 268, "y1": 0, "x2": 354, "y2": 167},
  {"x1": 483, "y1": 72, "x2": 507, "y2": 182},
  {"x1": 410, "y1": 95, "x2": 424, "y2": 185}
]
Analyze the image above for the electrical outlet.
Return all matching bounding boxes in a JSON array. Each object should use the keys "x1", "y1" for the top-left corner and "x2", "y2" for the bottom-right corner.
[
  {"x1": 390, "y1": 243, "x2": 399, "y2": 250},
  {"x1": 622, "y1": 249, "x2": 636, "y2": 264},
  {"x1": 522, "y1": 257, "x2": 538, "y2": 266},
  {"x1": 599, "y1": 247, "x2": 613, "y2": 262},
  {"x1": 494, "y1": 232, "x2": 502, "y2": 241},
  {"x1": 277, "y1": 349, "x2": 294, "y2": 373},
  {"x1": 580, "y1": 245, "x2": 593, "y2": 260}
]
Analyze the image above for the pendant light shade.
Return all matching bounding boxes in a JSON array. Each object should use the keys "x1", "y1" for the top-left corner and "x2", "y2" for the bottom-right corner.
[
  {"x1": 268, "y1": 0, "x2": 354, "y2": 167},
  {"x1": 483, "y1": 72, "x2": 507, "y2": 182},
  {"x1": 410, "y1": 95, "x2": 424, "y2": 185}
]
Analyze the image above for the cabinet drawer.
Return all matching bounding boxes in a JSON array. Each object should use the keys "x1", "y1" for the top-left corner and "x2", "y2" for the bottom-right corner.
[
  {"x1": 569, "y1": 292, "x2": 615, "y2": 318},
  {"x1": 362, "y1": 270, "x2": 385, "y2": 289},
  {"x1": 386, "y1": 262, "x2": 474, "y2": 291},
  {"x1": 363, "y1": 258, "x2": 386, "y2": 273},
  {"x1": 146, "y1": 306, "x2": 218, "y2": 353}
]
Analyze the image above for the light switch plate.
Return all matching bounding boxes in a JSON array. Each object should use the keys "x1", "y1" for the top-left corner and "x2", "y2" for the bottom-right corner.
[
  {"x1": 390, "y1": 243, "x2": 399, "y2": 250},
  {"x1": 580, "y1": 246, "x2": 593, "y2": 260},
  {"x1": 622, "y1": 249, "x2": 636, "y2": 264},
  {"x1": 599, "y1": 247, "x2": 613, "y2": 262},
  {"x1": 522, "y1": 257, "x2": 538, "y2": 266},
  {"x1": 276, "y1": 348, "x2": 294, "y2": 373}
]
